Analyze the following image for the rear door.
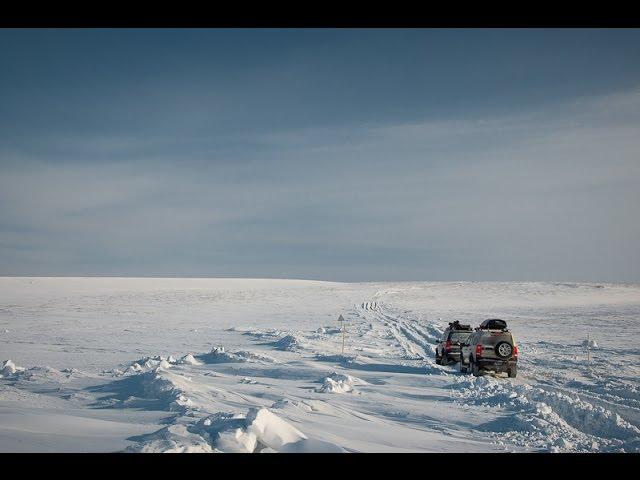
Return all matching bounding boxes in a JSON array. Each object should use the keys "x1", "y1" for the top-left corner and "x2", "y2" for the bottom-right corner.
[{"x1": 481, "y1": 332, "x2": 514, "y2": 360}]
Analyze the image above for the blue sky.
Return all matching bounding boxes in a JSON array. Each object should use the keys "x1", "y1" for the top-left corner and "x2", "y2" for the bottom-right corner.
[{"x1": 1, "y1": 29, "x2": 639, "y2": 281}]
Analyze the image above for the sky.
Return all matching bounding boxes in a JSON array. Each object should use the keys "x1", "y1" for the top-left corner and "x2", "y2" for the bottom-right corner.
[{"x1": 1, "y1": 28, "x2": 639, "y2": 282}]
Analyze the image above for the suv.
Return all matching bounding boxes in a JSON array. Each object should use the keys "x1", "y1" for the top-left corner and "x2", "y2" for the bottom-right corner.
[
  {"x1": 460, "y1": 319, "x2": 518, "y2": 377},
  {"x1": 435, "y1": 321, "x2": 473, "y2": 365}
]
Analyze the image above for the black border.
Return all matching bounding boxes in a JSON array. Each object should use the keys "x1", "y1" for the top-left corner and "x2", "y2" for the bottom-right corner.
[
  {"x1": 1, "y1": 4, "x2": 639, "y2": 473},
  {"x1": 1, "y1": 452, "x2": 637, "y2": 475},
  {"x1": 1, "y1": 4, "x2": 640, "y2": 27}
]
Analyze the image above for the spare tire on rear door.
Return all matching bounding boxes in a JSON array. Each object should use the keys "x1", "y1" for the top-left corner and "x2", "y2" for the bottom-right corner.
[{"x1": 494, "y1": 341, "x2": 513, "y2": 358}]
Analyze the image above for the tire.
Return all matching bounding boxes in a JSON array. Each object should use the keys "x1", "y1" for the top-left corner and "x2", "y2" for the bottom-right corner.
[
  {"x1": 495, "y1": 341, "x2": 513, "y2": 359},
  {"x1": 441, "y1": 354, "x2": 448, "y2": 366},
  {"x1": 471, "y1": 357, "x2": 481, "y2": 377},
  {"x1": 507, "y1": 364, "x2": 517, "y2": 378},
  {"x1": 460, "y1": 359, "x2": 468, "y2": 374},
  {"x1": 435, "y1": 353, "x2": 442, "y2": 365}
]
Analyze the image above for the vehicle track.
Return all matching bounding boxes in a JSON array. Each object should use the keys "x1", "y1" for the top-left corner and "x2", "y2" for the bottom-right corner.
[{"x1": 354, "y1": 301, "x2": 443, "y2": 362}]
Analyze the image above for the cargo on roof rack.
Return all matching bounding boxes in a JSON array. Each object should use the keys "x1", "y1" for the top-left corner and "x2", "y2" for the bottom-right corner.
[
  {"x1": 478, "y1": 319, "x2": 508, "y2": 331},
  {"x1": 448, "y1": 320, "x2": 472, "y2": 331}
]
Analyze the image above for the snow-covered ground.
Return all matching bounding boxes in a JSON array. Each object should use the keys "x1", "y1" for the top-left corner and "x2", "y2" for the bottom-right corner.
[{"x1": 1, "y1": 277, "x2": 639, "y2": 452}]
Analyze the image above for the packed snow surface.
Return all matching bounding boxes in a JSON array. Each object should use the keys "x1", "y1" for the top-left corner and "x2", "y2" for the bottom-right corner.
[{"x1": 1, "y1": 277, "x2": 639, "y2": 452}]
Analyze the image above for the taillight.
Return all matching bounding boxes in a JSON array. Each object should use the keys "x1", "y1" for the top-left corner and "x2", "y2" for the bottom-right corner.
[
  {"x1": 475, "y1": 344, "x2": 483, "y2": 357},
  {"x1": 445, "y1": 340, "x2": 452, "y2": 351},
  {"x1": 513, "y1": 345, "x2": 518, "y2": 357}
]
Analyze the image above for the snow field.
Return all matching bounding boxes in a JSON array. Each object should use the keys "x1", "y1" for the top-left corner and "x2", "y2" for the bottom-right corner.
[{"x1": 1, "y1": 278, "x2": 639, "y2": 452}]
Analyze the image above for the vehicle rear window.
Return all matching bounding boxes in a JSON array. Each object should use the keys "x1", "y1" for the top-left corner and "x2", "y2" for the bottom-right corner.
[
  {"x1": 482, "y1": 332, "x2": 513, "y2": 344},
  {"x1": 450, "y1": 332, "x2": 471, "y2": 342}
]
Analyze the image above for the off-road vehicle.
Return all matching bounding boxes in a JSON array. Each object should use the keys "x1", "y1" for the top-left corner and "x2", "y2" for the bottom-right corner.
[
  {"x1": 460, "y1": 319, "x2": 518, "y2": 377},
  {"x1": 435, "y1": 320, "x2": 473, "y2": 365}
]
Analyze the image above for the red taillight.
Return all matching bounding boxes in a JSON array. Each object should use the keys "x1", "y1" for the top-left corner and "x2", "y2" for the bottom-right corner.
[
  {"x1": 513, "y1": 345, "x2": 518, "y2": 357},
  {"x1": 475, "y1": 344, "x2": 483, "y2": 357},
  {"x1": 445, "y1": 340, "x2": 452, "y2": 351}
]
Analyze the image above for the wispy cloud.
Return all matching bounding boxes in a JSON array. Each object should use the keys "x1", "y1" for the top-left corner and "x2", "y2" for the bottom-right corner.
[{"x1": 2, "y1": 84, "x2": 639, "y2": 281}]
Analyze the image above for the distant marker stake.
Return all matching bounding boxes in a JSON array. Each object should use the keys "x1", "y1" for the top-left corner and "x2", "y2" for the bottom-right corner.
[{"x1": 339, "y1": 314, "x2": 345, "y2": 355}]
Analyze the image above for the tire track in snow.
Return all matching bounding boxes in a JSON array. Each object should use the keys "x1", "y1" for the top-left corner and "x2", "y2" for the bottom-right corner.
[
  {"x1": 354, "y1": 305, "x2": 422, "y2": 360},
  {"x1": 375, "y1": 305, "x2": 442, "y2": 360},
  {"x1": 353, "y1": 301, "x2": 443, "y2": 362},
  {"x1": 450, "y1": 374, "x2": 640, "y2": 452}
]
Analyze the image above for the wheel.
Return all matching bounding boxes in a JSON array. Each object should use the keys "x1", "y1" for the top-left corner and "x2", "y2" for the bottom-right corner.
[
  {"x1": 471, "y1": 357, "x2": 481, "y2": 377},
  {"x1": 435, "y1": 353, "x2": 442, "y2": 365},
  {"x1": 495, "y1": 341, "x2": 513, "y2": 359},
  {"x1": 460, "y1": 359, "x2": 468, "y2": 374},
  {"x1": 507, "y1": 364, "x2": 517, "y2": 378},
  {"x1": 441, "y1": 354, "x2": 448, "y2": 366}
]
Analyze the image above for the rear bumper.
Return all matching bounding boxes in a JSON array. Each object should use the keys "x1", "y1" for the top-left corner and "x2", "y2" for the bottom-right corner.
[
  {"x1": 477, "y1": 358, "x2": 517, "y2": 372},
  {"x1": 443, "y1": 350, "x2": 461, "y2": 360}
]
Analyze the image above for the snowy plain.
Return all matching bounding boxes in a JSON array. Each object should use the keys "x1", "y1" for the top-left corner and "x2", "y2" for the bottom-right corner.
[{"x1": 1, "y1": 277, "x2": 639, "y2": 453}]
